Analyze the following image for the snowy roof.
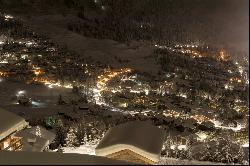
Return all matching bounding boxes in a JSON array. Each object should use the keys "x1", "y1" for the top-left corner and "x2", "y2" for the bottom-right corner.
[
  {"x1": 0, "y1": 108, "x2": 28, "y2": 141},
  {"x1": 15, "y1": 129, "x2": 49, "y2": 152},
  {"x1": 27, "y1": 126, "x2": 56, "y2": 143},
  {"x1": 0, "y1": 151, "x2": 132, "y2": 165},
  {"x1": 95, "y1": 121, "x2": 166, "y2": 163}
]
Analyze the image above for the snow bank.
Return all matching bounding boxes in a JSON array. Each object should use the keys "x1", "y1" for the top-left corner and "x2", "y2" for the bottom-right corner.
[{"x1": 62, "y1": 144, "x2": 97, "y2": 155}]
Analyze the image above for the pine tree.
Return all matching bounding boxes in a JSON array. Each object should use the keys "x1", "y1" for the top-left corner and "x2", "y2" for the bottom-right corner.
[
  {"x1": 65, "y1": 127, "x2": 77, "y2": 147},
  {"x1": 35, "y1": 126, "x2": 42, "y2": 137}
]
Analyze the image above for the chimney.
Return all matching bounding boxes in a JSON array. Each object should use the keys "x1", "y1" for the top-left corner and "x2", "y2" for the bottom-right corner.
[{"x1": 27, "y1": 137, "x2": 36, "y2": 146}]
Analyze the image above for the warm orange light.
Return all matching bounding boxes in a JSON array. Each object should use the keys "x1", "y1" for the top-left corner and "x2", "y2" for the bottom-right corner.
[
  {"x1": 32, "y1": 77, "x2": 51, "y2": 84},
  {"x1": 219, "y1": 50, "x2": 229, "y2": 61},
  {"x1": 192, "y1": 114, "x2": 211, "y2": 123},
  {"x1": 0, "y1": 71, "x2": 9, "y2": 76},
  {"x1": 32, "y1": 69, "x2": 44, "y2": 76}
]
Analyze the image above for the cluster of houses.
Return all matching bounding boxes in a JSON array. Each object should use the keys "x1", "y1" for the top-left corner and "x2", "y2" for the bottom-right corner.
[
  {"x1": 0, "y1": 108, "x2": 55, "y2": 152},
  {"x1": 0, "y1": 107, "x2": 165, "y2": 164},
  {"x1": 0, "y1": 107, "x2": 228, "y2": 165}
]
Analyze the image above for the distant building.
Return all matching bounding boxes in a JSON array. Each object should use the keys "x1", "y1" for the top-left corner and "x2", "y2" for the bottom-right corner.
[
  {"x1": 0, "y1": 108, "x2": 28, "y2": 151},
  {"x1": 78, "y1": 103, "x2": 89, "y2": 110},
  {"x1": 95, "y1": 121, "x2": 166, "y2": 165}
]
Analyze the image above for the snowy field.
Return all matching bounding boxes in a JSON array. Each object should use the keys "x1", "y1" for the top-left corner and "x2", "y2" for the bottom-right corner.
[
  {"x1": 61, "y1": 137, "x2": 101, "y2": 156},
  {"x1": 62, "y1": 144, "x2": 97, "y2": 156}
]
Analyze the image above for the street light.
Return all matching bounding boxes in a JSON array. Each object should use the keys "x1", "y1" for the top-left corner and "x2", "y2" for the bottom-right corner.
[{"x1": 16, "y1": 90, "x2": 26, "y2": 97}]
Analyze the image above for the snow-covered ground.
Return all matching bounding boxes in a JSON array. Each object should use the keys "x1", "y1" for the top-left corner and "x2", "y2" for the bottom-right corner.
[
  {"x1": 62, "y1": 144, "x2": 97, "y2": 156},
  {"x1": 61, "y1": 136, "x2": 101, "y2": 156},
  {"x1": 158, "y1": 157, "x2": 228, "y2": 165},
  {"x1": 60, "y1": 145, "x2": 229, "y2": 165}
]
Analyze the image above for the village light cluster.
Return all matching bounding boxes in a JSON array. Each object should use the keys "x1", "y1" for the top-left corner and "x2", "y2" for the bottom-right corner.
[
  {"x1": 4, "y1": 14, "x2": 14, "y2": 21},
  {"x1": 170, "y1": 144, "x2": 187, "y2": 150},
  {"x1": 157, "y1": 43, "x2": 203, "y2": 58},
  {"x1": 16, "y1": 90, "x2": 26, "y2": 97},
  {"x1": 86, "y1": 61, "x2": 249, "y2": 137},
  {"x1": 0, "y1": 35, "x2": 247, "y2": 135},
  {"x1": 0, "y1": 71, "x2": 8, "y2": 77},
  {"x1": 242, "y1": 143, "x2": 249, "y2": 148},
  {"x1": 0, "y1": 53, "x2": 18, "y2": 64},
  {"x1": 162, "y1": 108, "x2": 246, "y2": 133},
  {"x1": 45, "y1": 81, "x2": 73, "y2": 89},
  {"x1": 219, "y1": 50, "x2": 227, "y2": 61},
  {"x1": 0, "y1": 10, "x2": 248, "y2": 162},
  {"x1": 211, "y1": 119, "x2": 244, "y2": 132},
  {"x1": 196, "y1": 132, "x2": 208, "y2": 142},
  {"x1": 90, "y1": 68, "x2": 132, "y2": 107}
]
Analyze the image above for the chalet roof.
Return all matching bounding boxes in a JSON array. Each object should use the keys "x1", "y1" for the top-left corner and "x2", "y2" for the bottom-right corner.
[
  {"x1": 95, "y1": 121, "x2": 166, "y2": 163},
  {"x1": 0, "y1": 151, "x2": 132, "y2": 165},
  {"x1": 15, "y1": 129, "x2": 49, "y2": 152},
  {"x1": 26, "y1": 126, "x2": 56, "y2": 143},
  {"x1": 0, "y1": 108, "x2": 28, "y2": 141}
]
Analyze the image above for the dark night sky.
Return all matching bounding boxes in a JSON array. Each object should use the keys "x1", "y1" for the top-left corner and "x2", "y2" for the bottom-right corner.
[
  {"x1": 204, "y1": 0, "x2": 249, "y2": 53},
  {"x1": 161, "y1": 0, "x2": 249, "y2": 53},
  {"x1": 204, "y1": 0, "x2": 248, "y2": 53}
]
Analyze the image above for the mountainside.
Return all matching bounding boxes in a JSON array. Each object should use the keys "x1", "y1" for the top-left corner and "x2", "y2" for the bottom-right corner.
[{"x1": 0, "y1": 1, "x2": 249, "y2": 164}]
